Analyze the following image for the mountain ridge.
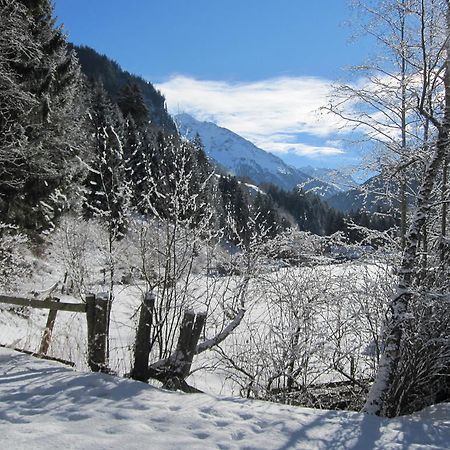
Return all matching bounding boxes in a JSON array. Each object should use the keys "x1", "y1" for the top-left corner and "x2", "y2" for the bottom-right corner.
[
  {"x1": 175, "y1": 113, "x2": 352, "y2": 198},
  {"x1": 71, "y1": 44, "x2": 177, "y2": 133}
]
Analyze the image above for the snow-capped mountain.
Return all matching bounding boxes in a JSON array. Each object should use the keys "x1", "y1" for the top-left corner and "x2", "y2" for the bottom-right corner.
[
  {"x1": 175, "y1": 114, "x2": 355, "y2": 198},
  {"x1": 175, "y1": 113, "x2": 356, "y2": 198},
  {"x1": 299, "y1": 166, "x2": 358, "y2": 193},
  {"x1": 175, "y1": 113, "x2": 310, "y2": 191}
]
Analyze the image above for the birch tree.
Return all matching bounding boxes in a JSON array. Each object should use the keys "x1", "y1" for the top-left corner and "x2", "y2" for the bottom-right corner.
[
  {"x1": 331, "y1": 0, "x2": 426, "y2": 243},
  {"x1": 363, "y1": 0, "x2": 450, "y2": 416}
]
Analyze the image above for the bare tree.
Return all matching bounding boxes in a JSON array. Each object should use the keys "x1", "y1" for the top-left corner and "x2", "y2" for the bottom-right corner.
[{"x1": 363, "y1": 0, "x2": 450, "y2": 416}]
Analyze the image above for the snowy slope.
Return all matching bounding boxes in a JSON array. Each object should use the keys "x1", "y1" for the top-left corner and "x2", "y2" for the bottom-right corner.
[
  {"x1": 1, "y1": 348, "x2": 450, "y2": 450},
  {"x1": 299, "y1": 165, "x2": 358, "y2": 193},
  {"x1": 175, "y1": 113, "x2": 343, "y2": 197}
]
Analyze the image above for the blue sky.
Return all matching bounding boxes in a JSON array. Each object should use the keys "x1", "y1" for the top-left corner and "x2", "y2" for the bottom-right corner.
[{"x1": 54, "y1": 1, "x2": 373, "y2": 171}]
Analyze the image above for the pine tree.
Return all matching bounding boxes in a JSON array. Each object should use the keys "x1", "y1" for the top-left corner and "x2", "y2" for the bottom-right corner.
[
  {"x1": 0, "y1": 0, "x2": 37, "y2": 198},
  {"x1": 252, "y1": 192, "x2": 281, "y2": 239},
  {"x1": 118, "y1": 82, "x2": 150, "y2": 127},
  {"x1": 218, "y1": 176, "x2": 251, "y2": 246},
  {"x1": 83, "y1": 81, "x2": 129, "y2": 238},
  {"x1": 1, "y1": 0, "x2": 85, "y2": 231}
]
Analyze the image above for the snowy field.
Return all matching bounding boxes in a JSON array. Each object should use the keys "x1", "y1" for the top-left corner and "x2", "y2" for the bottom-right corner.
[
  {"x1": 1, "y1": 347, "x2": 449, "y2": 450},
  {"x1": 0, "y1": 257, "x2": 392, "y2": 398}
]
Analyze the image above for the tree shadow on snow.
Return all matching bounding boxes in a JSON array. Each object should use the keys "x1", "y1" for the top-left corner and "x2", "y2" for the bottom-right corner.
[
  {"x1": 0, "y1": 351, "x2": 157, "y2": 423},
  {"x1": 275, "y1": 409, "x2": 382, "y2": 450},
  {"x1": 276, "y1": 407, "x2": 450, "y2": 449}
]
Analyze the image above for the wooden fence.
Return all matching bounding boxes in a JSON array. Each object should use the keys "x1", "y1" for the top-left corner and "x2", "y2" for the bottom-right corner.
[
  {"x1": 0, "y1": 291, "x2": 206, "y2": 388},
  {"x1": 0, "y1": 293, "x2": 110, "y2": 372}
]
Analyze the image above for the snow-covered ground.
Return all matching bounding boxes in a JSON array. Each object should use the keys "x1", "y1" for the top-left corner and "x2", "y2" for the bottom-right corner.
[
  {"x1": 1, "y1": 347, "x2": 449, "y2": 449},
  {"x1": 0, "y1": 248, "x2": 393, "y2": 398}
]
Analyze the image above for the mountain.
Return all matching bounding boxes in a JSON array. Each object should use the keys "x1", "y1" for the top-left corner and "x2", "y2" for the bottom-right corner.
[
  {"x1": 71, "y1": 45, "x2": 177, "y2": 133},
  {"x1": 299, "y1": 166, "x2": 358, "y2": 193},
  {"x1": 175, "y1": 113, "x2": 349, "y2": 197},
  {"x1": 327, "y1": 174, "x2": 416, "y2": 213},
  {"x1": 327, "y1": 182, "x2": 376, "y2": 213}
]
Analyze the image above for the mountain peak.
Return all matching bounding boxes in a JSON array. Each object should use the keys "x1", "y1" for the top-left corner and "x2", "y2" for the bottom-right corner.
[
  {"x1": 174, "y1": 113, "x2": 352, "y2": 197},
  {"x1": 174, "y1": 113, "x2": 308, "y2": 190}
]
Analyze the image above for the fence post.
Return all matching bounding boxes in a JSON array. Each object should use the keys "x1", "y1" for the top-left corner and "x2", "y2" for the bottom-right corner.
[
  {"x1": 182, "y1": 312, "x2": 206, "y2": 378},
  {"x1": 86, "y1": 293, "x2": 96, "y2": 370},
  {"x1": 86, "y1": 292, "x2": 110, "y2": 373},
  {"x1": 131, "y1": 291, "x2": 155, "y2": 382},
  {"x1": 176, "y1": 310, "x2": 195, "y2": 363},
  {"x1": 38, "y1": 297, "x2": 61, "y2": 355},
  {"x1": 173, "y1": 310, "x2": 206, "y2": 378}
]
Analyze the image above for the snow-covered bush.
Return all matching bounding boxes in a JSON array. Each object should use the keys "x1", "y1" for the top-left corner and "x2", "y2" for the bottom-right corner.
[
  {"x1": 262, "y1": 228, "x2": 326, "y2": 266},
  {"x1": 0, "y1": 222, "x2": 28, "y2": 291},
  {"x1": 213, "y1": 260, "x2": 395, "y2": 409},
  {"x1": 50, "y1": 216, "x2": 100, "y2": 298}
]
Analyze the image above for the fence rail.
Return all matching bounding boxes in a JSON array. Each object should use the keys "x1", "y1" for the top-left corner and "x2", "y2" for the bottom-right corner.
[{"x1": 0, "y1": 294, "x2": 86, "y2": 313}]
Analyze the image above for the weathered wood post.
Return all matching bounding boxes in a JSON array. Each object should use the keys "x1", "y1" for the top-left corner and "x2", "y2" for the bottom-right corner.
[
  {"x1": 94, "y1": 292, "x2": 109, "y2": 372},
  {"x1": 86, "y1": 293, "x2": 96, "y2": 369},
  {"x1": 172, "y1": 311, "x2": 194, "y2": 377},
  {"x1": 181, "y1": 312, "x2": 207, "y2": 378},
  {"x1": 86, "y1": 292, "x2": 111, "y2": 373},
  {"x1": 150, "y1": 310, "x2": 207, "y2": 392},
  {"x1": 173, "y1": 310, "x2": 206, "y2": 378},
  {"x1": 38, "y1": 297, "x2": 61, "y2": 355},
  {"x1": 131, "y1": 291, "x2": 155, "y2": 382}
]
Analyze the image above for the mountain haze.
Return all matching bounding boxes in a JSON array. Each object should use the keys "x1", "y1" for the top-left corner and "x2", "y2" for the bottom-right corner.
[{"x1": 299, "y1": 166, "x2": 358, "y2": 194}]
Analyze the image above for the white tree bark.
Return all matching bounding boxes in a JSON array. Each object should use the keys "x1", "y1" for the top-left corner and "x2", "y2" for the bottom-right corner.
[{"x1": 363, "y1": 0, "x2": 450, "y2": 416}]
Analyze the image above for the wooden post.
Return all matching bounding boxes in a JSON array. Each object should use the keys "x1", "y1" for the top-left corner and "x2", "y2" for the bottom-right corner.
[
  {"x1": 38, "y1": 297, "x2": 61, "y2": 355},
  {"x1": 131, "y1": 291, "x2": 155, "y2": 382},
  {"x1": 157, "y1": 311, "x2": 207, "y2": 391},
  {"x1": 86, "y1": 293, "x2": 96, "y2": 370},
  {"x1": 173, "y1": 311, "x2": 206, "y2": 378},
  {"x1": 86, "y1": 293, "x2": 111, "y2": 373},
  {"x1": 172, "y1": 311, "x2": 194, "y2": 376},
  {"x1": 94, "y1": 292, "x2": 109, "y2": 372},
  {"x1": 181, "y1": 312, "x2": 206, "y2": 378}
]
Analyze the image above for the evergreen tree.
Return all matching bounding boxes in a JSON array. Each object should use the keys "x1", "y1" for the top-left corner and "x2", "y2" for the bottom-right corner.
[
  {"x1": 122, "y1": 115, "x2": 149, "y2": 208},
  {"x1": 0, "y1": 0, "x2": 37, "y2": 198},
  {"x1": 118, "y1": 82, "x2": 150, "y2": 127},
  {"x1": 83, "y1": 82, "x2": 129, "y2": 238},
  {"x1": 1, "y1": 0, "x2": 85, "y2": 231},
  {"x1": 252, "y1": 192, "x2": 282, "y2": 239},
  {"x1": 186, "y1": 134, "x2": 217, "y2": 226},
  {"x1": 218, "y1": 176, "x2": 251, "y2": 246}
]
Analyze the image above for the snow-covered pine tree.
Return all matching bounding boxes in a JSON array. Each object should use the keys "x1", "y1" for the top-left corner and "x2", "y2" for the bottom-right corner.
[
  {"x1": 4, "y1": 0, "x2": 86, "y2": 230},
  {"x1": 218, "y1": 176, "x2": 251, "y2": 247},
  {"x1": 0, "y1": 0, "x2": 38, "y2": 199},
  {"x1": 83, "y1": 81, "x2": 130, "y2": 239}
]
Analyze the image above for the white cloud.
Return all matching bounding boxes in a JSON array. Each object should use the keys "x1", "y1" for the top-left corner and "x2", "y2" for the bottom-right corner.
[
  {"x1": 258, "y1": 141, "x2": 344, "y2": 156},
  {"x1": 156, "y1": 75, "x2": 349, "y2": 157}
]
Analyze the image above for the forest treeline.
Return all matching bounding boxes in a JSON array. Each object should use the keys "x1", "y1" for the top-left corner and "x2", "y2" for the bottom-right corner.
[
  {"x1": 0, "y1": 0, "x2": 394, "y2": 248},
  {"x1": 4, "y1": 0, "x2": 450, "y2": 421}
]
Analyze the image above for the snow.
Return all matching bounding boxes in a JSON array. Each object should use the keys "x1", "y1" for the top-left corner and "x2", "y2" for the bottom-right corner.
[
  {"x1": 175, "y1": 113, "x2": 319, "y2": 193},
  {"x1": 1, "y1": 347, "x2": 449, "y2": 449},
  {"x1": 175, "y1": 113, "x2": 355, "y2": 198},
  {"x1": 0, "y1": 256, "x2": 393, "y2": 398}
]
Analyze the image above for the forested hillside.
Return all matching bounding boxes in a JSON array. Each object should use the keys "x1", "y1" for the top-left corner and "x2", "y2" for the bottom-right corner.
[
  {"x1": 71, "y1": 44, "x2": 177, "y2": 133},
  {"x1": 5, "y1": 1, "x2": 450, "y2": 439},
  {"x1": 0, "y1": 0, "x2": 388, "y2": 244}
]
